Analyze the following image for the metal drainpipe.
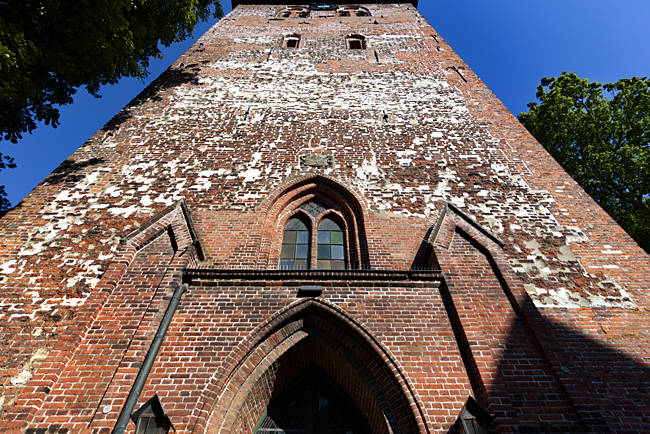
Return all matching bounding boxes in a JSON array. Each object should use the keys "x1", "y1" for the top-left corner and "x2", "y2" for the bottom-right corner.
[{"x1": 112, "y1": 282, "x2": 188, "y2": 434}]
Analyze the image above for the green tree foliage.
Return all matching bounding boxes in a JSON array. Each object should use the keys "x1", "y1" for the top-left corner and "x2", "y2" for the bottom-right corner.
[
  {"x1": 519, "y1": 72, "x2": 650, "y2": 252},
  {"x1": 0, "y1": 0, "x2": 223, "y2": 213}
]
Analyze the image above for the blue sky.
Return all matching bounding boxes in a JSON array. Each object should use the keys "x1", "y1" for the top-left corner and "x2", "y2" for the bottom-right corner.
[{"x1": 1, "y1": 1, "x2": 649, "y2": 206}]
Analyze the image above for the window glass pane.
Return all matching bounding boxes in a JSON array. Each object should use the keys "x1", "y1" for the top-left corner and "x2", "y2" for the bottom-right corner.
[
  {"x1": 283, "y1": 230, "x2": 297, "y2": 244},
  {"x1": 331, "y1": 245, "x2": 344, "y2": 260},
  {"x1": 318, "y1": 244, "x2": 331, "y2": 259},
  {"x1": 286, "y1": 218, "x2": 308, "y2": 231},
  {"x1": 318, "y1": 218, "x2": 340, "y2": 231},
  {"x1": 318, "y1": 231, "x2": 330, "y2": 244},
  {"x1": 316, "y1": 216, "x2": 346, "y2": 270},
  {"x1": 280, "y1": 244, "x2": 293, "y2": 259},
  {"x1": 293, "y1": 259, "x2": 308, "y2": 270},
  {"x1": 280, "y1": 218, "x2": 311, "y2": 270},
  {"x1": 295, "y1": 244, "x2": 309, "y2": 259},
  {"x1": 296, "y1": 230, "x2": 309, "y2": 244},
  {"x1": 280, "y1": 259, "x2": 294, "y2": 270}
]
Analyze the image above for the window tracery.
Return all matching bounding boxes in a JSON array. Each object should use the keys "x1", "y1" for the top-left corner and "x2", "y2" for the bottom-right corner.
[{"x1": 278, "y1": 202, "x2": 349, "y2": 270}]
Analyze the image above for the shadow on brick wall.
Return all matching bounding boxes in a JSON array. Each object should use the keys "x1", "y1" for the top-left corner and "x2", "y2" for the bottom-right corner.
[
  {"x1": 444, "y1": 287, "x2": 650, "y2": 432},
  {"x1": 509, "y1": 299, "x2": 650, "y2": 432}
]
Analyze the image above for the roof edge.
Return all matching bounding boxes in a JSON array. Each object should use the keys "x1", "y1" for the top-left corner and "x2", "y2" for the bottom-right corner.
[{"x1": 232, "y1": 1, "x2": 418, "y2": 8}]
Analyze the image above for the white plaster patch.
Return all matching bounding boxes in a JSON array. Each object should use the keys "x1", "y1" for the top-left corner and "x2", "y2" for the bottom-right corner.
[
  {"x1": 0, "y1": 260, "x2": 17, "y2": 275},
  {"x1": 107, "y1": 205, "x2": 139, "y2": 218},
  {"x1": 239, "y1": 168, "x2": 262, "y2": 183}
]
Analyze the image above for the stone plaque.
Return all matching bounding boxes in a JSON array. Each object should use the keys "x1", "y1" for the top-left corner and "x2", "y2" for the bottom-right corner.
[{"x1": 300, "y1": 153, "x2": 334, "y2": 168}]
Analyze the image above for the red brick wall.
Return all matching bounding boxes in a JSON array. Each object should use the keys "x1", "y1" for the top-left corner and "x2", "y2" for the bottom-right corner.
[{"x1": 0, "y1": 2, "x2": 648, "y2": 432}]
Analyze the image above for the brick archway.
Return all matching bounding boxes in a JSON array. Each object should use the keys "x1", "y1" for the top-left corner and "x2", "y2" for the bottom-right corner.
[
  {"x1": 259, "y1": 175, "x2": 371, "y2": 269},
  {"x1": 202, "y1": 299, "x2": 424, "y2": 433}
]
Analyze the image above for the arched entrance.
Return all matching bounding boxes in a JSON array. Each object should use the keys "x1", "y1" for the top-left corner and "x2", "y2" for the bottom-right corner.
[
  {"x1": 255, "y1": 367, "x2": 371, "y2": 434},
  {"x1": 204, "y1": 300, "x2": 424, "y2": 433}
]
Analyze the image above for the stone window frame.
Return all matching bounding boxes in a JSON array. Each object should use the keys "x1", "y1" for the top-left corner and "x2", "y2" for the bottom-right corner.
[
  {"x1": 346, "y1": 34, "x2": 367, "y2": 50},
  {"x1": 278, "y1": 206, "x2": 351, "y2": 270},
  {"x1": 336, "y1": 5, "x2": 371, "y2": 17},
  {"x1": 284, "y1": 33, "x2": 301, "y2": 49}
]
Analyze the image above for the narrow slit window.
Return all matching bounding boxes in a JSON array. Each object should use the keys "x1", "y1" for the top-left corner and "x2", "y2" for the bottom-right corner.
[
  {"x1": 317, "y1": 217, "x2": 346, "y2": 270},
  {"x1": 280, "y1": 217, "x2": 311, "y2": 270}
]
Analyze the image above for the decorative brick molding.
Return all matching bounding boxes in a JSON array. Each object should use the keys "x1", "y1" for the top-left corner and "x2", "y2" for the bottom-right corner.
[
  {"x1": 0, "y1": 2, "x2": 648, "y2": 431},
  {"x1": 194, "y1": 298, "x2": 427, "y2": 433},
  {"x1": 2, "y1": 201, "x2": 202, "y2": 431},
  {"x1": 259, "y1": 175, "x2": 371, "y2": 269},
  {"x1": 432, "y1": 204, "x2": 584, "y2": 431}
]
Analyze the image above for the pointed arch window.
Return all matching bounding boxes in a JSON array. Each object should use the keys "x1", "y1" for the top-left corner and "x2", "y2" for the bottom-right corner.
[
  {"x1": 271, "y1": 179, "x2": 370, "y2": 271},
  {"x1": 317, "y1": 216, "x2": 346, "y2": 270},
  {"x1": 280, "y1": 217, "x2": 311, "y2": 270}
]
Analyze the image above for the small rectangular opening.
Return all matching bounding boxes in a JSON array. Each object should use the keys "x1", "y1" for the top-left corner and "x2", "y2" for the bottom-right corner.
[{"x1": 348, "y1": 39, "x2": 363, "y2": 50}]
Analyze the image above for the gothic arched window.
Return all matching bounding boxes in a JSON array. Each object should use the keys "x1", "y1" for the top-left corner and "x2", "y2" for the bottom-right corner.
[
  {"x1": 280, "y1": 216, "x2": 311, "y2": 270},
  {"x1": 271, "y1": 180, "x2": 369, "y2": 271},
  {"x1": 317, "y1": 216, "x2": 346, "y2": 270}
]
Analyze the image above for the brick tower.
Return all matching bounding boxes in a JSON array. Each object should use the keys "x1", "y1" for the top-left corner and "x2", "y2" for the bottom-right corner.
[{"x1": 1, "y1": 1, "x2": 649, "y2": 432}]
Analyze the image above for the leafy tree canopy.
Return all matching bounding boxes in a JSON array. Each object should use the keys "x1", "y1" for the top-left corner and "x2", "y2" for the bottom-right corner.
[
  {"x1": 519, "y1": 72, "x2": 650, "y2": 252},
  {"x1": 0, "y1": 0, "x2": 223, "y2": 212}
]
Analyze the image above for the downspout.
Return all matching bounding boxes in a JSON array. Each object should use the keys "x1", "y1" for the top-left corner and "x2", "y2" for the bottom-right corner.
[{"x1": 112, "y1": 282, "x2": 188, "y2": 433}]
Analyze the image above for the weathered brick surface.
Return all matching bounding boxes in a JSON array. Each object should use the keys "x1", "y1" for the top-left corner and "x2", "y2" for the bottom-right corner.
[{"x1": 0, "y1": 2, "x2": 648, "y2": 432}]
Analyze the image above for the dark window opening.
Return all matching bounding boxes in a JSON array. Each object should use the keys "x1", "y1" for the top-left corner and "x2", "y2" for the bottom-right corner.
[
  {"x1": 346, "y1": 34, "x2": 366, "y2": 50},
  {"x1": 280, "y1": 217, "x2": 311, "y2": 270},
  {"x1": 285, "y1": 34, "x2": 301, "y2": 48},
  {"x1": 254, "y1": 368, "x2": 371, "y2": 434},
  {"x1": 317, "y1": 216, "x2": 346, "y2": 270}
]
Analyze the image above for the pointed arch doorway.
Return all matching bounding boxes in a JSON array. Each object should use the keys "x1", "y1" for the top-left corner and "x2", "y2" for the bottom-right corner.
[
  {"x1": 255, "y1": 367, "x2": 371, "y2": 434},
  {"x1": 205, "y1": 300, "x2": 423, "y2": 433}
]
